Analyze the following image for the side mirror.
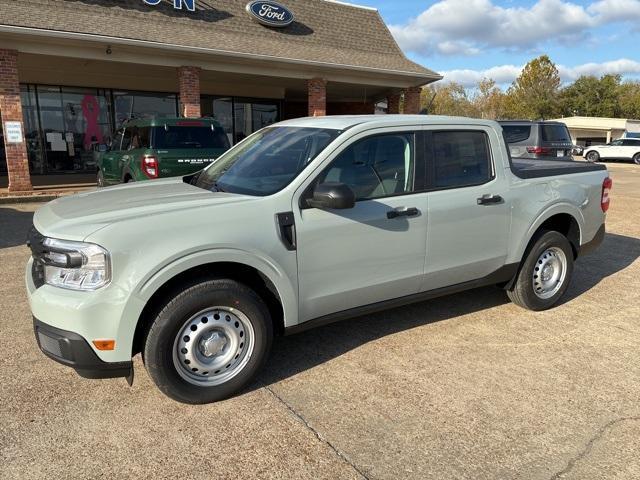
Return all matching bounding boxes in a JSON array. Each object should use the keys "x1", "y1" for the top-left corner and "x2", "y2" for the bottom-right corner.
[{"x1": 307, "y1": 182, "x2": 356, "y2": 210}]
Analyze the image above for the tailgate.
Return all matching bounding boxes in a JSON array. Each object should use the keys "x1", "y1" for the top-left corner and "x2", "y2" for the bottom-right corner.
[{"x1": 157, "y1": 148, "x2": 225, "y2": 177}]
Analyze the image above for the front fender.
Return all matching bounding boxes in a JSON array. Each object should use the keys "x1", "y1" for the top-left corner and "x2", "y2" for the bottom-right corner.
[{"x1": 116, "y1": 248, "x2": 298, "y2": 357}]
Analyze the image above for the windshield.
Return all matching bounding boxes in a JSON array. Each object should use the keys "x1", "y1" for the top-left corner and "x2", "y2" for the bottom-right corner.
[
  {"x1": 154, "y1": 124, "x2": 230, "y2": 150},
  {"x1": 194, "y1": 126, "x2": 341, "y2": 196}
]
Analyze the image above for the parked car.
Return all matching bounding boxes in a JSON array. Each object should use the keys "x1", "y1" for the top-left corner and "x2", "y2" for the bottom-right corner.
[
  {"x1": 27, "y1": 115, "x2": 610, "y2": 404},
  {"x1": 500, "y1": 120, "x2": 574, "y2": 161},
  {"x1": 97, "y1": 118, "x2": 230, "y2": 186},
  {"x1": 583, "y1": 138, "x2": 640, "y2": 164}
]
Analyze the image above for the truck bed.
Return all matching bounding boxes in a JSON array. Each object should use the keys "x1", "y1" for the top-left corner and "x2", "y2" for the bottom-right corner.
[{"x1": 510, "y1": 158, "x2": 607, "y2": 179}]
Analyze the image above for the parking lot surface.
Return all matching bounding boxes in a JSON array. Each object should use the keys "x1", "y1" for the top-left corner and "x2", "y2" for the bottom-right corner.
[{"x1": 1, "y1": 163, "x2": 639, "y2": 480}]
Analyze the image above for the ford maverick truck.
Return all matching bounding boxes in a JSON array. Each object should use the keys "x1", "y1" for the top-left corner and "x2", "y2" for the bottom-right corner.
[
  {"x1": 97, "y1": 117, "x2": 230, "y2": 186},
  {"x1": 27, "y1": 115, "x2": 610, "y2": 404}
]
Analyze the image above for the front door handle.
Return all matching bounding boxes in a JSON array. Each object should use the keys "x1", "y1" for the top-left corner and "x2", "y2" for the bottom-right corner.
[
  {"x1": 387, "y1": 207, "x2": 420, "y2": 219},
  {"x1": 477, "y1": 194, "x2": 503, "y2": 206}
]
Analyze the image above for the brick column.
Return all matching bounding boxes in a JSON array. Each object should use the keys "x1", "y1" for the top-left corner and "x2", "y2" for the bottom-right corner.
[
  {"x1": 0, "y1": 49, "x2": 32, "y2": 192},
  {"x1": 307, "y1": 78, "x2": 327, "y2": 117},
  {"x1": 177, "y1": 66, "x2": 201, "y2": 118},
  {"x1": 387, "y1": 93, "x2": 401, "y2": 114},
  {"x1": 403, "y1": 86, "x2": 422, "y2": 114}
]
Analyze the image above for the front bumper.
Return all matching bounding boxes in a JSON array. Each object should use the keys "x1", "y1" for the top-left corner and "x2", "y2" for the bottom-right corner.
[{"x1": 33, "y1": 317, "x2": 132, "y2": 379}]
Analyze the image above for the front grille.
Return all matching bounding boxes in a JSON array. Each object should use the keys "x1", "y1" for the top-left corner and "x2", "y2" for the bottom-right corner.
[{"x1": 27, "y1": 226, "x2": 46, "y2": 288}]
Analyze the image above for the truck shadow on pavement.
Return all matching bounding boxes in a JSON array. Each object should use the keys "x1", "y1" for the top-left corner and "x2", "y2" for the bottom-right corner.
[
  {"x1": 0, "y1": 207, "x2": 33, "y2": 249},
  {"x1": 254, "y1": 232, "x2": 640, "y2": 390}
]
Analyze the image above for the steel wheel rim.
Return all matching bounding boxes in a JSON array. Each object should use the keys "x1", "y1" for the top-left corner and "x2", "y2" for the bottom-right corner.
[
  {"x1": 172, "y1": 307, "x2": 255, "y2": 386},
  {"x1": 532, "y1": 247, "x2": 567, "y2": 299}
]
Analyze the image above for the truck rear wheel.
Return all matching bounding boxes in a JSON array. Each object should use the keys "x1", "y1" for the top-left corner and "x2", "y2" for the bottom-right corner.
[
  {"x1": 143, "y1": 279, "x2": 273, "y2": 404},
  {"x1": 507, "y1": 230, "x2": 574, "y2": 311}
]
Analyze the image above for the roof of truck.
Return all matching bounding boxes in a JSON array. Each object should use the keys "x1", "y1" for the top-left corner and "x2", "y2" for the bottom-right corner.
[{"x1": 277, "y1": 115, "x2": 500, "y2": 130}]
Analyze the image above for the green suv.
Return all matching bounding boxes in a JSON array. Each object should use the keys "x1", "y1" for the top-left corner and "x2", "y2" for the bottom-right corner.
[{"x1": 97, "y1": 118, "x2": 230, "y2": 186}]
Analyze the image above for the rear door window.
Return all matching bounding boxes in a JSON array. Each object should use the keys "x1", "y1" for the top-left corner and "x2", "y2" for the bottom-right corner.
[
  {"x1": 430, "y1": 131, "x2": 492, "y2": 188},
  {"x1": 154, "y1": 124, "x2": 230, "y2": 150},
  {"x1": 541, "y1": 125, "x2": 571, "y2": 142},
  {"x1": 502, "y1": 125, "x2": 531, "y2": 143}
]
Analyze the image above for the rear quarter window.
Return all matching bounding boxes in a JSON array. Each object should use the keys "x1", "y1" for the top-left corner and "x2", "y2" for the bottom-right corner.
[
  {"x1": 541, "y1": 125, "x2": 571, "y2": 142},
  {"x1": 502, "y1": 125, "x2": 531, "y2": 144}
]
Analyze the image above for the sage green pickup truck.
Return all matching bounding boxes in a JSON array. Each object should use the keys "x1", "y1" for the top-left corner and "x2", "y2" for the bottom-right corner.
[
  {"x1": 27, "y1": 115, "x2": 610, "y2": 404},
  {"x1": 97, "y1": 118, "x2": 230, "y2": 186}
]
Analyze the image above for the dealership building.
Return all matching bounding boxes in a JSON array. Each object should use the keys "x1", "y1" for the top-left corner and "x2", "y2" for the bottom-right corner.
[
  {"x1": 0, "y1": 0, "x2": 440, "y2": 192},
  {"x1": 551, "y1": 116, "x2": 640, "y2": 147}
]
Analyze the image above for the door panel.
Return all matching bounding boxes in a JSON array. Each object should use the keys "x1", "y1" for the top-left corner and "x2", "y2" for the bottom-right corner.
[
  {"x1": 295, "y1": 129, "x2": 428, "y2": 322},
  {"x1": 422, "y1": 129, "x2": 510, "y2": 290},
  {"x1": 423, "y1": 181, "x2": 509, "y2": 290},
  {"x1": 296, "y1": 195, "x2": 428, "y2": 321}
]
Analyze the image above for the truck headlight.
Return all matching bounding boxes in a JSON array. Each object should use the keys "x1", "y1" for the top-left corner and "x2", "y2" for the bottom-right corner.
[{"x1": 42, "y1": 238, "x2": 111, "y2": 291}]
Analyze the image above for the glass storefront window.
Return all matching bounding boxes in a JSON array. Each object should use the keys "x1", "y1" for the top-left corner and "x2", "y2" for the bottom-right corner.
[
  {"x1": 36, "y1": 86, "x2": 112, "y2": 173},
  {"x1": 7, "y1": 86, "x2": 279, "y2": 176},
  {"x1": 234, "y1": 100, "x2": 279, "y2": 144},
  {"x1": 21, "y1": 85, "x2": 45, "y2": 174},
  {"x1": 203, "y1": 96, "x2": 280, "y2": 145},
  {"x1": 113, "y1": 91, "x2": 178, "y2": 127}
]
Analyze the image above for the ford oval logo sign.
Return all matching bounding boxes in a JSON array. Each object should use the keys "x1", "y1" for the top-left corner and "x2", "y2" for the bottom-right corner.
[{"x1": 246, "y1": 1, "x2": 294, "y2": 28}]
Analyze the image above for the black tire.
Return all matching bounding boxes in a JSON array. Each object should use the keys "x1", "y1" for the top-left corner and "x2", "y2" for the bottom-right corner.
[
  {"x1": 97, "y1": 170, "x2": 105, "y2": 188},
  {"x1": 633, "y1": 153, "x2": 640, "y2": 165},
  {"x1": 143, "y1": 279, "x2": 273, "y2": 404},
  {"x1": 123, "y1": 175, "x2": 133, "y2": 183},
  {"x1": 585, "y1": 151, "x2": 600, "y2": 162},
  {"x1": 507, "y1": 230, "x2": 574, "y2": 311}
]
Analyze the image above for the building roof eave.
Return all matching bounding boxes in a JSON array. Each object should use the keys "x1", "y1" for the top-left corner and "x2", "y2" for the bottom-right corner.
[{"x1": 0, "y1": 24, "x2": 441, "y2": 87}]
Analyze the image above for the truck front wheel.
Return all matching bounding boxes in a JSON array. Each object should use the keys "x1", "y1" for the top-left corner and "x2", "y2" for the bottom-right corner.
[
  {"x1": 507, "y1": 230, "x2": 574, "y2": 311},
  {"x1": 143, "y1": 279, "x2": 273, "y2": 404}
]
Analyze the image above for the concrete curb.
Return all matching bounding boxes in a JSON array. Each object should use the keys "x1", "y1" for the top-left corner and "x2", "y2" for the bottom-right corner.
[{"x1": 0, "y1": 190, "x2": 88, "y2": 204}]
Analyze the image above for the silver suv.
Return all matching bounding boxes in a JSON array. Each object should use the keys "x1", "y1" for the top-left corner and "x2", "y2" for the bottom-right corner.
[{"x1": 500, "y1": 120, "x2": 574, "y2": 161}]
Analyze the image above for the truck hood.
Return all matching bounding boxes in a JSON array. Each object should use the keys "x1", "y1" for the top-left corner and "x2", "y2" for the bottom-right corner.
[{"x1": 33, "y1": 178, "x2": 255, "y2": 240}]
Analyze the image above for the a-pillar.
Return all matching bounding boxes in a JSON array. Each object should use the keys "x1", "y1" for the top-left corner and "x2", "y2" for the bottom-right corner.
[
  {"x1": 308, "y1": 78, "x2": 327, "y2": 117},
  {"x1": 403, "y1": 86, "x2": 422, "y2": 114},
  {"x1": 0, "y1": 49, "x2": 32, "y2": 192},
  {"x1": 387, "y1": 93, "x2": 401, "y2": 114},
  {"x1": 178, "y1": 66, "x2": 201, "y2": 118}
]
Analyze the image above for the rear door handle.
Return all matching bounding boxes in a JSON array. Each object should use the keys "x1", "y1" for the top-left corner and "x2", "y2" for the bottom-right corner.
[
  {"x1": 387, "y1": 207, "x2": 420, "y2": 219},
  {"x1": 477, "y1": 194, "x2": 503, "y2": 206}
]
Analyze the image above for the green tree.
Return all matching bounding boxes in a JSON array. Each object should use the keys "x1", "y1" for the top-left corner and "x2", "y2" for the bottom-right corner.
[
  {"x1": 510, "y1": 55, "x2": 561, "y2": 119},
  {"x1": 618, "y1": 81, "x2": 640, "y2": 119},
  {"x1": 472, "y1": 78, "x2": 508, "y2": 119},
  {"x1": 421, "y1": 82, "x2": 479, "y2": 117},
  {"x1": 560, "y1": 74, "x2": 622, "y2": 117}
]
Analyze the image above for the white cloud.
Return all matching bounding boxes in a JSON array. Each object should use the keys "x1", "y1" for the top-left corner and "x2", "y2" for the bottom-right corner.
[
  {"x1": 440, "y1": 59, "x2": 640, "y2": 87},
  {"x1": 390, "y1": 0, "x2": 640, "y2": 56}
]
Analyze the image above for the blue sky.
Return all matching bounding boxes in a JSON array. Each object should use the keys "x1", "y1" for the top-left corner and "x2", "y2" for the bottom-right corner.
[{"x1": 356, "y1": 0, "x2": 640, "y2": 87}]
